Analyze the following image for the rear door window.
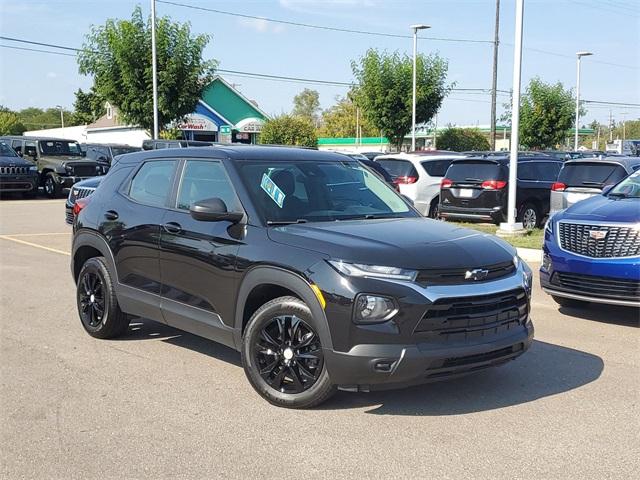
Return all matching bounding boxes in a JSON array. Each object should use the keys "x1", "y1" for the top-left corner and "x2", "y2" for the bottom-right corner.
[
  {"x1": 446, "y1": 161, "x2": 504, "y2": 182},
  {"x1": 558, "y1": 163, "x2": 628, "y2": 187},
  {"x1": 375, "y1": 158, "x2": 418, "y2": 179},
  {"x1": 421, "y1": 159, "x2": 454, "y2": 177},
  {"x1": 518, "y1": 161, "x2": 561, "y2": 181}
]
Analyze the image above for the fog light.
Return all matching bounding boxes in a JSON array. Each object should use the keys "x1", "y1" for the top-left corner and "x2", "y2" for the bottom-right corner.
[
  {"x1": 353, "y1": 294, "x2": 398, "y2": 324},
  {"x1": 542, "y1": 253, "x2": 552, "y2": 272}
]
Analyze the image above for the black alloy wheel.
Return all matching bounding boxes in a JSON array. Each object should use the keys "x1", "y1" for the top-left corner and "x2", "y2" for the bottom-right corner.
[
  {"x1": 78, "y1": 271, "x2": 106, "y2": 328},
  {"x1": 254, "y1": 314, "x2": 323, "y2": 394}
]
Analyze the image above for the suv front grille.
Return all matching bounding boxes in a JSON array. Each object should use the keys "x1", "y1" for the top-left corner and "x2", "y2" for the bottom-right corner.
[
  {"x1": 69, "y1": 186, "x2": 96, "y2": 204},
  {"x1": 559, "y1": 222, "x2": 640, "y2": 258},
  {"x1": 414, "y1": 288, "x2": 528, "y2": 342},
  {"x1": 416, "y1": 260, "x2": 515, "y2": 286},
  {"x1": 551, "y1": 272, "x2": 640, "y2": 300},
  {"x1": 0, "y1": 166, "x2": 29, "y2": 175}
]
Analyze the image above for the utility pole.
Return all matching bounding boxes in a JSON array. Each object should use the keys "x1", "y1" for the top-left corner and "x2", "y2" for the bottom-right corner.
[
  {"x1": 151, "y1": 0, "x2": 159, "y2": 139},
  {"x1": 410, "y1": 24, "x2": 430, "y2": 152},
  {"x1": 609, "y1": 109, "x2": 613, "y2": 142},
  {"x1": 490, "y1": 0, "x2": 500, "y2": 151}
]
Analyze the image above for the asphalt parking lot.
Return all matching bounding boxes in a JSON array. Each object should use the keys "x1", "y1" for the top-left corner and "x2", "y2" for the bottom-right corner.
[{"x1": 0, "y1": 198, "x2": 638, "y2": 479}]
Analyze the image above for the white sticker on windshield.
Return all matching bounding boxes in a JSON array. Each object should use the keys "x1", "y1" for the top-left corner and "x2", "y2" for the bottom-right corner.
[{"x1": 261, "y1": 173, "x2": 286, "y2": 208}]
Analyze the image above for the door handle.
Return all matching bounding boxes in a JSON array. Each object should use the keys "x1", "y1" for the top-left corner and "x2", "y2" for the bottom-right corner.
[
  {"x1": 104, "y1": 210, "x2": 119, "y2": 220},
  {"x1": 162, "y1": 222, "x2": 182, "y2": 234}
]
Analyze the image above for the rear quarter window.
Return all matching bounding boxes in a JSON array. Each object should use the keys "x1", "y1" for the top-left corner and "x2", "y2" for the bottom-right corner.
[
  {"x1": 518, "y1": 161, "x2": 562, "y2": 181},
  {"x1": 375, "y1": 158, "x2": 419, "y2": 179},
  {"x1": 558, "y1": 163, "x2": 628, "y2": 186},
  {"x1": 446, "y1": 161, "x2": 504, "y2": 181}
]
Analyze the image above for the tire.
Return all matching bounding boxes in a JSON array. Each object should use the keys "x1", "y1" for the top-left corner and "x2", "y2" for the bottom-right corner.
[
  {"x1": 552, "y1": 295, "x2": 588, "y2": 308},
  {"x1": 76, "y1": 257, "x2": 130, "y2": 339},
  {"x1": 241, "y1": 296, "x2": 336, "y2": 408},
  {"x1": 44, "y1": 172, "x2": 61, "y2": 199},
  {"x1": 428, "y1": 198, "x2": 440, "y2": 219},
  {"x1": 518, "y1": 202, "x2": 540, "y2": 230}
]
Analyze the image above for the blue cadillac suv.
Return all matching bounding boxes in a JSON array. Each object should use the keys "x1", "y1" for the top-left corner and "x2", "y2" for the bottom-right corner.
[{"x1": 540, "y1": 171, "x2": 640, "y2": 308}]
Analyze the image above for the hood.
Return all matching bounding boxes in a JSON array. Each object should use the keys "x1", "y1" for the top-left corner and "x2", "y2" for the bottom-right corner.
[
  {"x1": 0, "y1": 155, "x2": 35, "y2": 167},
  {"x1": 558, "y1": 194, "x2": 640, "y2": 223},
  {"x1": 268, "y1": 217, "x2": 515, "y2": 270}
]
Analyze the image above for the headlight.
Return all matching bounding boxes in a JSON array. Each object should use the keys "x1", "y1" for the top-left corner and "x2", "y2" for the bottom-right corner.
[
  {"x1": 513, "y1": 255, "x2": 519, "y2": 269},
  {"x1": 545, "y1": 210, "x2": 564, "y2": 234},
  {"x1": 328, "y1": 260, "x2": 417, "y2": 282},
  {"x1": 65, "y1": 165, "x2": 74, "y2": 174},
  {"x1": 353, "y1": 294, "x2": 398, "y2": 324},
  {"x1": 28, "y1": 166, "x2": 37, "y2": 172}
]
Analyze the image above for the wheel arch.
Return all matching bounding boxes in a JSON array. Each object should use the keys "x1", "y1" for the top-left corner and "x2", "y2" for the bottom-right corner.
[
  {"x1": 72, "y1": 230, "x2": 117, "y2": 284},
  {"x1": 233, "y1": 266, "x2": 333, "y2": 351}
]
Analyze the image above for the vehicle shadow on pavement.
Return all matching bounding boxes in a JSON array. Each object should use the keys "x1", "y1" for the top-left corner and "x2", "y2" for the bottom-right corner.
[
  {"x1": 558, "y1": 305, "x2": 639, "y2": 327},
  {"x1": 320, "y1": 340, "x2": 604, "y2": 415}
]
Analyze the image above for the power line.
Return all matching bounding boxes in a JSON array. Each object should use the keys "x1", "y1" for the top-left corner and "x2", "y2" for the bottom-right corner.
[
  {"x1": 0, "y1": 44, "x2": 77, "y2": 57},
  {"x1": 156, "y1": 0, "x2": 493, "y2": 44},
  {"x1": 583, "y1": 100, "x2": 640, "y2": 108}
]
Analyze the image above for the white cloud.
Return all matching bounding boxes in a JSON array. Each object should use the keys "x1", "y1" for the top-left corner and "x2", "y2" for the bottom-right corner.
[
  {"x1": 237, "y1": 17, "x2": 286, "y2": 34},
  {"x1": 46, "y1": 72, "x2": 57, "y2": 79}
]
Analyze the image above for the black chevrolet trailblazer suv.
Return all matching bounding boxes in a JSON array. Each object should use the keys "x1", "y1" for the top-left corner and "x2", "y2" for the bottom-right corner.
[{"x1": 71, "y1": 146, "x2": 534, "y2": 408}]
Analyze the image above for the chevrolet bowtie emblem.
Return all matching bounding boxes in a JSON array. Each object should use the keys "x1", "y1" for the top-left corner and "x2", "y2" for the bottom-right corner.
[{"x1": 465, "y1": 268, "x2": 489, "y2": 281}]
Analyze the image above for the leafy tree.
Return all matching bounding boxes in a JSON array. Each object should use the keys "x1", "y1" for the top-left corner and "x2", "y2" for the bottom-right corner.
[
  {"x1": 78, "y1": 6, "x2": 217, "y2": 132},
  {"x1": 501, "y1": 78, "x2": 581, "y2": 149},
  {"x1": 437, "y1": 128, "x2": 490, "y2": 152},
  {"x1": 351, "y1": 49, "x2": 451, "y2": 150},
  {"x1": 0, "y1": 107, "x2": 26, "y2": 135},
  {"x1": 316, "y1": 93, "x2": 378, "y2": 138},
  {"x1": 71, "y1": 87, "x2": 105, "y2": 125},
  {"x1": 16, "y1": 107, "x2": 75, "y2": 130},
  {"x1": 292, "y1": 89, "x2": 320, "y2": 124},
  {"x1": 260, "y1": 114, "x2": 317, "y2": 148}
]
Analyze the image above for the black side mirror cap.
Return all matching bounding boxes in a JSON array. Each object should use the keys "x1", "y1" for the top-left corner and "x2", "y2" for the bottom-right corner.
[{"x1": 189, "y1": 197, "x2": 244, "y2": 223}]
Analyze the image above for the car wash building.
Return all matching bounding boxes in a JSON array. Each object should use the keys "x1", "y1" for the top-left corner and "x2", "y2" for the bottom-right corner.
[{"x1": 176, "y1": 76, "x2": 269, "y2": 144}]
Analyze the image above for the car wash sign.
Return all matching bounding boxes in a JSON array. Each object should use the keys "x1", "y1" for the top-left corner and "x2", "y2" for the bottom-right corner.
[
  {"x1": 236, "y1": 117, "x2": 264, "y2": 133},
  {"x1": 177, "y1": 113, "x2": 218, "y2": 132}
]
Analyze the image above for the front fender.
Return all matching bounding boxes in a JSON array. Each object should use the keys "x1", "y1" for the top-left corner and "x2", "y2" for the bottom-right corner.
[{"x1": 233, "y1": 266, "x2": 333, "y2": 351}]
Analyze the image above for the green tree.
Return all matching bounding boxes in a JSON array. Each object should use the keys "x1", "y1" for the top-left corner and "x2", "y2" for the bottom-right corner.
[
  {"x1": 78, "y1": 6, "x2": 217, "y2": 132},
  {"x1": 0, "y1": 107, "x2": 26, "y2": 135},
  {"x1": 292, "y1": 88, "x2": 320, "y2": 124},
  {"x1": 260, "y1": 114, "x2": 317, "y2": 148},
  {"x1": 437, "y1": 127, "x2": 490, "y2": 152},
  {"x1": 351, "y1": 49, "x2": 450, "y2": 150},
  {"x1": 71, "y1": 87, "x2": 105, "y2": 125},
  {"x1": 316, "y1": 93, "x2": 378, "y2": 138},
  {"x1": 502, "y1": 78, "x2": 581, "y2": 149},
  {"x1": 16, "y1": 107, "x2": 75, "y2": 130}
]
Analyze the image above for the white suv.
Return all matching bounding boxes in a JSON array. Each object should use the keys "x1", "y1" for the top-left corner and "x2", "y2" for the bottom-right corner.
[{"x1": 375, "y1": 152, "x2": 464, "y2": 217}]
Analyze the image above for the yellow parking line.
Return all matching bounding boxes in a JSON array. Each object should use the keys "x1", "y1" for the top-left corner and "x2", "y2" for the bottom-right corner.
[{"x1": 0, "y1": 235, "x2": 70, "y2": 256}]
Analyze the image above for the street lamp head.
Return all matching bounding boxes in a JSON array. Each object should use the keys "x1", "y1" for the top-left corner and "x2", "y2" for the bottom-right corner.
[
  {"x1": 576, "y1": 51, "x2": 593, "y2": 58},
  {"x1": 410, "y1": 24, "x2": 431, "y2": 31}
]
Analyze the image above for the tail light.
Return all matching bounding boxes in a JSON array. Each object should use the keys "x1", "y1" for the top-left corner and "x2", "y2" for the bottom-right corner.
[
  {"x1": 551, "y1": 182, "x2": 567, "y2": 192},
  {"x1": 73, "y1": 197, "x2": 92, "y2": 217},
  {"x1": 481, "y1": 180, "x2": 507, "y2": 190},
  {"x1": 393, "y1": 176, "x2": 418, "y2": 185},
  {"x1": 440, "y1": 178, "x2": 453, "y2": 188}
]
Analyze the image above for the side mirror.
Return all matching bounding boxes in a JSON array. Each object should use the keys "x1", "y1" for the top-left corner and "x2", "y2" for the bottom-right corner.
[
  {"x1": 601, "y1": 184, "x2": 615, "y2": 195},
  {"x1": 16, "y1": 151, "x2": 23, "y2": 157},
  {"x1": 189, "y1": 197, "x2": 244, "y2": 223},
  {"x1": 29, "y1": 151, "x2": 37, "y2": 160}
]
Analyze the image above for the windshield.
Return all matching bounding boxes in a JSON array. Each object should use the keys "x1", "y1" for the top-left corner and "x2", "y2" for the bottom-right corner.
[
  {"x1": 608, "y1": 171, "x2": 640, "y2": 198},
  {"x1": 39, "y1": 140, "x2": 82, "y2": 156},
  {"x1": 0, "y1": 142, "x2": 18, "y2": 157},
  {"x1": 112, "y1": 146, "x2": 139, "y2": 157},
  {"x1": 237, "y1": 160, "x2": 415, "y2": 224},
  {"x1": 558, "y1": 162, "x2": 627, "y2": 187}
]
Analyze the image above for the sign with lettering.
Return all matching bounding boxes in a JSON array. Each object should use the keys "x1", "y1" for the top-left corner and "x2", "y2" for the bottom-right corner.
[{"x1": 176, "y1": 113, "x2": 218, "y2": 132}]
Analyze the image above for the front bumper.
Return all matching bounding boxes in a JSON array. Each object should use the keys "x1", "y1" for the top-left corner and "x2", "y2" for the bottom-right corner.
[
  {"x1": 540, "y1": 229, "x2": 640, "y2": 307},
  {"x1": 439, "y1": 205, "x2": 505, "y2": 223},
  {"x1": 316, "y1": 260, "x2": 533, "y2": 390},
  {"x1": 0, "y1": 175, "x2": 38, "y2": 192}
]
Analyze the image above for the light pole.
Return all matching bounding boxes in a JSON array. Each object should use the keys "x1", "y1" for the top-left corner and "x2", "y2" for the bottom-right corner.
[
  {"x1": 56, "y1": 104, "x2": 64, "y2": 129},
  {"x1": 574, "y1": 51, "x2": 593, "y2": 151},
  {"x1": 151, "y1": 0, "x2": 159, "y2": 139},
  {"x1": 410, "y1": 24, "x2": 430, "y2": 152},
  {"x1": 498, "y1": 0, "x2": 524, "y2": 235}
]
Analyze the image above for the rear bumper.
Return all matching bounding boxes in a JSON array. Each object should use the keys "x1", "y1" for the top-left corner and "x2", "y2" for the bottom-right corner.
[
  {"x1": 439, "y1": 205, "x2": 504, "y2": 223},
  {"x1": 324, "y1": 321, "x2": 533, "y2": 391}
]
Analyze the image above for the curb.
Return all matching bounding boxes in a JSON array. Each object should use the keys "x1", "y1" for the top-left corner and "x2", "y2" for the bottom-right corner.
[{"x1": 517, "y1": 247, "x2": 542, "y2": 263}]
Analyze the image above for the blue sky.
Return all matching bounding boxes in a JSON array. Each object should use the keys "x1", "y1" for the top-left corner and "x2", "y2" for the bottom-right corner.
[{"x1": 0, "y1": 0, "x2": 638, "y2": 127}]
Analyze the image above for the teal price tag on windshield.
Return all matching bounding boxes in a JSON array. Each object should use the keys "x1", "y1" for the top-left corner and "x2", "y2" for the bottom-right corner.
[{"x1": 261, "y1": 173, "x2": 286, "y2": 208}]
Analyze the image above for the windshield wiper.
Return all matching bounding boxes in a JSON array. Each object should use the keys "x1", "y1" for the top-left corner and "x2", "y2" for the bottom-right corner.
[
  {"x1": 336, "y1": 214, "x2": 398, "y2": 221},
  {"x1": 266, "y1": 219, "x2": 308, "y2": 226}
]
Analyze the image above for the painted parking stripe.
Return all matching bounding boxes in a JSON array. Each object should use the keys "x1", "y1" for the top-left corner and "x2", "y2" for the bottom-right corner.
[
  {"x1": 0, "y1": 235, "x2": 70, "y2": 256},
  {"x1": 3, "y1": 232, "x2": 71, "y2": 237}
]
